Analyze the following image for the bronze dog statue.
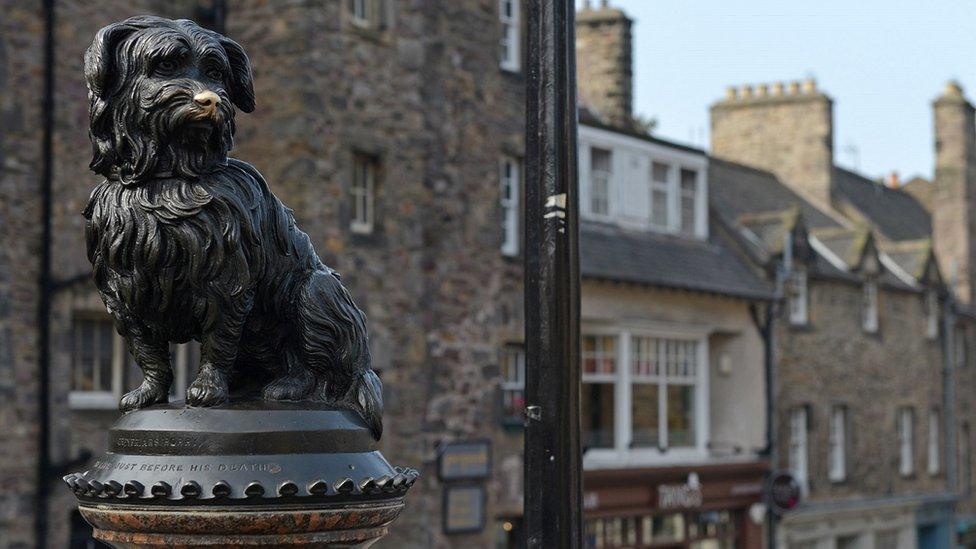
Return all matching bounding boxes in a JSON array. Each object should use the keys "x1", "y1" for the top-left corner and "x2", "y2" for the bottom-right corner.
[{"x1": 82, "y1": 16, "x2": 383, "y2": 438}]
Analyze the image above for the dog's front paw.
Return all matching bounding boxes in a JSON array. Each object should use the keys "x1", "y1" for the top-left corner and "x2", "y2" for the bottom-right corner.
[
  {"x1": 120, "y1": 382, "x2": 169, "y2": 412},
  {"x1": 186, "y1": 366, "x2": 229, "y2": 407},
  {"x1": 262, "y1": 371, "x2": 315, "y2": 401}
]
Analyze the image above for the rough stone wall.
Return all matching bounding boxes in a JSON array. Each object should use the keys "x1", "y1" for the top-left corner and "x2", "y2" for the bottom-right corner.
[
  {"x1": 0, "y1": 3, "x2": 45, "y2": 546},
  {"x1": 711, "y1": 81, "x2": 834, "y2": 209},
  {"x1": 575, "y1": 4, "x2": 632, "y2": 129},
  {"x1": 932, "y1": 84, "x2": 976, "y2": 305},
  {"x1": 775, "y1": 278, "x2": 947, "y2": 501}
]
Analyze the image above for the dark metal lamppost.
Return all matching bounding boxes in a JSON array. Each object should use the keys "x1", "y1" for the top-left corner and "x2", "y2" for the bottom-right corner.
[
  {"x1": 63, "y1": 16, "x2": 416, "y2": 547},
  {"x1": 523, "y1": 1, "x2": 584, "y2": 547}
]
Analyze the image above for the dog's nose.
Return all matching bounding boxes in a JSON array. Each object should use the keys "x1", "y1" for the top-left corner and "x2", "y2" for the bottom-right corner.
[{"x1": 193, "y1": 91, "x2": 221, "y2": 109}]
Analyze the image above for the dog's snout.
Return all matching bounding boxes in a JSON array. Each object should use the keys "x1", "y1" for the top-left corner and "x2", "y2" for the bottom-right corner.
[{"x1": 193, "y1": 91, "x2": 221, "y2": 109}]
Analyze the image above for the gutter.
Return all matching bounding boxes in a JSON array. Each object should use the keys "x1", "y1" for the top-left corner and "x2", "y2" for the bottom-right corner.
[{"x1": 34, "y1": 0, "x2": 55, "y2": 547}]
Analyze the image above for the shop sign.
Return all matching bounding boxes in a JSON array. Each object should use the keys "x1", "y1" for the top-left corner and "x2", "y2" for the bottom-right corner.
[
  {"x1": 767, "y1": 470, "x2": 802, "y2": 514},
  {"x1": 657, "y1": 482, "x2": 703, "y2": 509},
  {"x1": 438, "y1": 440, "x2": 491, "y2": 481},
  {"x1": 443, "y1": 485, "x2": 486, "y2": 534}
]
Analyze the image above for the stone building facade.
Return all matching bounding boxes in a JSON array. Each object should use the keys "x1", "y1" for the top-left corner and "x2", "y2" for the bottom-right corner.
[
  {"x1": 1, "y1": 0, "x2": 527, "y2": 547},
  {"x1": 710, "y1": 80, "x2": 976, "y2": 548}
]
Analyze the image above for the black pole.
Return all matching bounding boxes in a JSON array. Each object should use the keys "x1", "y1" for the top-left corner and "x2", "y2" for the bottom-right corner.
[
  {"x1": 35, "y1": 0, "x2": 55, "y2": 547},
  {"x1": 524, "y1": 1, "x2": 582, "y2": 548}
]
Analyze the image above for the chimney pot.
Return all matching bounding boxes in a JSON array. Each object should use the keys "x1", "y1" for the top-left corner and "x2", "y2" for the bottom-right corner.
[
  {"x1": 772, "y1": 82, "x2": 785, "y2": 96},
  {"x1": 725, "y1": 86, "x2": 737, "y2": 100},
  {"x1": 757, "y1": 84, "x2": 769, "y2": 97},
  {"x1": 789, "y1": 81, "x2": 801, "y2": 94},
  {"x1": 945, "y1": 80, "x2": 964, "y2": 97},
  {"x1": 741, "y1": 85, "x2": 754, "y2": 99},
  {"x1": 886, "y1": 171, "x2": 900, "y2": 188},
  {"x1": 802, "y1": 78, "x2": 817, "y2": 94}
]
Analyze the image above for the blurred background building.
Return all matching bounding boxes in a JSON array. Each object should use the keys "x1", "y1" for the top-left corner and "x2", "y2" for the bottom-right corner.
[{"x1": 2, "y1": 1, "x2": 976, "y2": 548}]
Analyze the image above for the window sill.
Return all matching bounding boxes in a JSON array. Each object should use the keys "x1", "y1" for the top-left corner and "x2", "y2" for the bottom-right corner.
[
  {"x1": 788, "y1": 321, "x2": 814, "y2": 332},
  {"x1": 69, "y1": 391, "x2": 118, "y2": 410},
  {"x1": 582, "y1": 447, "x2": 709, "y2": 470}
]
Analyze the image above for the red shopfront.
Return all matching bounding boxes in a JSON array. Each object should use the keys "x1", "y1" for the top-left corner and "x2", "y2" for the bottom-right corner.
[{"x1": 583, "y1": 461, "x2": 769, "y2": 549}]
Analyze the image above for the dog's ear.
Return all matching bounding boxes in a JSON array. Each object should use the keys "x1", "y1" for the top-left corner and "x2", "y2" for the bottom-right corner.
[{"x1": 217, "y1": 35, "x2": 255, "y2": 113}]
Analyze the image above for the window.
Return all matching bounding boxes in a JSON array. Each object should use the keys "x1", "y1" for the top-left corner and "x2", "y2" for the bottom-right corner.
[
  {"x1": 499, "y1": 345, "x2": 525, "y2": 424},
  {"x1": 347, "y1": 0, "x2": 388, "y2": 30},
  {"x1": 836, "y1": 535, "x2": 861, "y2": 549},
  {"x1": 650, "y1": 162, "x2": 670, "y2": 229},
  {"x1": 678, "y1": 168, "x2": 698, "y2": 236},
  {"x1": 926, "y1": 289, "x2": 939, "y2": 339},
  {"x1": 962, "y1": 423, "x2": 972, "y2": 493},
  {"x1": 875, "y1": 530, "x2": 900, "y2": 548},
  {"x1": 928, "y1": 409, "x2": 941, "y2": 476},
  {"x1": 957, "y1": 326, "x2": 969, "y2": 369},
  {"x1": 582, "y1": 331, "x2": 706, "y2": 462},
  {"x1": 898, "y1": 407, "x2": 915, "y2": 476},
  {"x1": 589, "y1": 148, "x2": 612, "y2": 217},
  {"x1": 498, "y1": 0, "x2": 520, "y2": 71},
  {"x1": 789, "y1": 407, "x2": 809, "y2": 493},
  {"x1": 828, "y1": 405, "x2": 846, "y2": 482},
  {"x1": 631, "y1": 336, "x2": 699, "y2": 449},
  {"x1": 350, "y1": 153, "x2": 377, "y2": 234},
  {"x1": 582, "y1": 335, "x2": 617, "y2": 449},
  {"x1": 499, "y1": 157, "x2": 520, "y2": 256},
  {"x1": 70, "y1": 315, "x2": 200, "y2": 409},
  {"x1": 862, "y1": 279, "x2": 878, "y2": 333},
  {"x1": 789, "y1": 267, "x2": 809, "y2": 326}
]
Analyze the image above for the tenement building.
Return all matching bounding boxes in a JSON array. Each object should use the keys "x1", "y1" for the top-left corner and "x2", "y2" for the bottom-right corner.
[{"x1": 710, "y1": 78, "x2": 976, "y2": 548}]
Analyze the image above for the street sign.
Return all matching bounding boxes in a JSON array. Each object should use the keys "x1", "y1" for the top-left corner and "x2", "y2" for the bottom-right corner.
[{"x1": 767, "y1": 471, "x2": 802, "y2": 515}]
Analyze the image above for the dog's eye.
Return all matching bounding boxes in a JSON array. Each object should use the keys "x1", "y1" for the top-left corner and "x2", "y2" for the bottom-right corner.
[
  {"x1": 206, "y1": 68, "x2": 224, "y2": 80},
  {"x1": 154, "y1": 60, "x2": 177, "y2": 75}
]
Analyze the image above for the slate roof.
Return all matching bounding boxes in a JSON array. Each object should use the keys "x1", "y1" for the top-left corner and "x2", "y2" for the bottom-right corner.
[
  {"x1": 833, "y1": 167, "x2": 932, "y2": 242},
  {"x1": 580, "y1": 221, "x2": 775, "y2": 300},
  {"x1": 708, "y1": 158, "x2": 840, "y2": 230}
]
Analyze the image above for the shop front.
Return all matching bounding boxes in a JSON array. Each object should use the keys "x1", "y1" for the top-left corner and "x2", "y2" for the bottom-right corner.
[{"x1": 583, "y1": 461, "x2": 769, "y2": 548}]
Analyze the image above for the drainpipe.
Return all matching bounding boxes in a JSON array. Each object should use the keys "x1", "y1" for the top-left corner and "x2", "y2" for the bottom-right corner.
[{"x1": 34, "y1": 0, "x2": 55, "y2": 547}]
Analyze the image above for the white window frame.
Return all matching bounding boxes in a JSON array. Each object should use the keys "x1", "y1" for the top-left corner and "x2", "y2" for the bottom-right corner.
[
  {"x1": 928, "y1": 409, "x2": 941, "y2": 476},
  {"x1": 499, "y1": 345, "x2": 525, "y2": 423},
  {"x1": 926, "y1": 289, "x2": 939, "y2": 340},
  {"x1": 587, "y1": 147, "x2": 612, "y2": 218},
  {"x1": 863, "y1": 279, "x2": 878, "y2": 333},
  {"x1": 789, "y1": 266, "x2": 809, "y2": 326},
  {"x1": 499, "y1": 156, "x2": 520, "y2": 257},
  {"x1": 649, "y1": 161, "x2": 670, "y2": 230},
  {"x1": 828, "y1": 405, "x2": 846, "y2": 482},
  {"x1": 350, "y1": 154, "x2": 376, "y2": 234},
  {"x1": 498, "y1": 0, "x2": 520, "y2": 72},
  {"x1": 578, "y1": 125, "x2": 708, "y2": 239},
  {"x1": 70, "y1": 315, "x2": 201, "y2": 410},
  {"x1": 789, "y1": 406, "x2": 809, "y2": 494},
  {"x1": 582, "y1": 325, "x2": 709, "y2": 470},
  {"x1": 899, "y1": 407, "x2": 915, "y2": 477}
]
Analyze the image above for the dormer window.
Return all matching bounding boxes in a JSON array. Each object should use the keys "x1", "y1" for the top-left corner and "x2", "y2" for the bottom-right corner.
[
  {"x1": 925, "y1": 289, "x2": 939, "y2": 340},
  {"x1": 788, "y1": 266, "x2": 809, "y2": 326},
  {"x1": 863, "y1": 278, "x2": 878, "y2": 333}
]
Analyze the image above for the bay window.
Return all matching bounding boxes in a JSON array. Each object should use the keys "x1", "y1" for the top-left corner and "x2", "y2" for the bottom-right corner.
[{"x1": 582, "y1": 329, "x2": 707, "y2": 467}]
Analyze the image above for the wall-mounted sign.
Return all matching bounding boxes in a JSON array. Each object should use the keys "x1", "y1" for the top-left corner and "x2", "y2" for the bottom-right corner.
[
  {"x1": 438, "y1": 440, "x2": 491, "y2": 481},
  {"x1": 443, "y1": 485, "x2": 486, "y2": 534},
  {"x1": 657, "y1": 482, "x2": 703, "y2": 509},
  {"x1": 767, "y1": 470, "x2": 802, "y2": 515}
]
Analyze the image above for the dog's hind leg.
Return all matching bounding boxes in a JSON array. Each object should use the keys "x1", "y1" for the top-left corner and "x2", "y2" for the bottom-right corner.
[
  {"x1": 120, "y1": 333, "x2": 173, "y2": 412},
  {"x1": 262, "y1": 346, "x2": 315, "y2": 401},
  {"x1": 298, "y1": 269, "x2": 383, "y2": 439}
]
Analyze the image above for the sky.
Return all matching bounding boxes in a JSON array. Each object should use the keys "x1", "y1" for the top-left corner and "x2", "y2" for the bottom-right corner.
[{"x1": 593, "y1": 0, "x2": 976, "y2": 181}]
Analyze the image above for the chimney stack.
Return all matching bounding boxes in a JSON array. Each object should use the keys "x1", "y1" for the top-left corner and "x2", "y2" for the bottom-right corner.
[
  {"x1": 932, "y1": 80, "x2": 976, "y2": 303},
  {"x1": 710, "y1": 79, "x2": 835, "y2": 208},
  {"x1": 576, "y1": 2, "x2": 633, "y2": 129},
  {"x1": 886, "y1": 171, "x2": 900, "y2": 188}
]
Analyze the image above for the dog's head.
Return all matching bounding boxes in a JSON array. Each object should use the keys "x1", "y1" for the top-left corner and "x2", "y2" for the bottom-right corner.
[{"x1": 84, "y1": 16, "x2": 255, "y2": 184}]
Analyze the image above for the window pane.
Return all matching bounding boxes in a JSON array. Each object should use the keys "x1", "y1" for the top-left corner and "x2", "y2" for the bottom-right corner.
[
  {"x1": 631, "y1": 336, "x2": 658, "y2": 378},
  {"x1": 652, "y1": 162, "x2": 669, "y2": 183},
  {"x1": 590, "y1": 148, "x2": 611, "y2": 216},
  {"x1": 97, "y1": 323, "x2": 113, "y2": 391},
  {"x1": 631, "y1": 383, "x2": 659, "y2": 448},
  {"x1": 679, "y1": 169, "x2": 697, "y2": 234},
  {"x1": 666, "y1": 384, "x2": 695, "y2": 447},
  {"x1": 583, "y1": 335, "x2": 616, "y2": 375},
  {"x1": 73, "y1": 320, "x2": 95, "y2": 391},
  {"x1": 582, "y1": 382, "x2": 615, "y2": 449}
]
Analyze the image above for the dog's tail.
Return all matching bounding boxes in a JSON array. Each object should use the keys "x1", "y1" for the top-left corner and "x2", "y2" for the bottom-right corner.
[{"x1": 344, "y1": 369, "x2": 384, "y2": 440}]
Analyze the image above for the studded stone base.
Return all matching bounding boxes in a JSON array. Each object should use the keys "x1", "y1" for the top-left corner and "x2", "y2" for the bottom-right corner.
[{"x1": 79, "y1": 500, "x2": 405, "y2": 548}]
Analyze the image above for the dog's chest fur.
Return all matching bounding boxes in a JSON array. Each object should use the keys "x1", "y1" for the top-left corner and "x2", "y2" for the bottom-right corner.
[{"x1": 84, "y1": 160, "x2": 305, "y2": 341}]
